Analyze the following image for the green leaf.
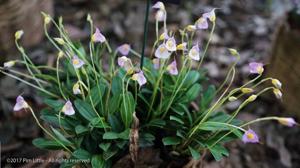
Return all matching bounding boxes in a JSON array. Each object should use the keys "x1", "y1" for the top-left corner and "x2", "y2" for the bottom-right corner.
[
  {"x1": 170, "y1": 115, "x2": 184, "y2": 124},
  {"x1": 50, "y1": 127, "x2": 72, "y2": 145},
  {"x1": 200, "y1": 85, "x2": 216, "y2": 111},
  {"x1": 103, "y1": 148, "x2": 118, "y2": 160},
  {"x1": 120, "y1": 92, "x2": 135, "y2": 128},
  {"x1": 108, "y1": 95, "x2": 121, "y2": 114},
  {"x1": 162, "y1": 137, "x2": 181, "y2": 146},
  {"x1": 43, "y1": 99, "x2": 64, "y2": 112},
  {"x1": 72, "y1": 149, "x2": 91, "y2": 160},
  {"x1": 99, "y1": 143, "x2": 111, "y2": 152},
  {"x1": 75, "y1": 125, "x2": 89, "y2": 135},
  {"x1": 208, "y1": 144, "x2": 229, "y2": 161},
  {"x1": 103, "y1": 132, "x2": 119, "y2": 140},
  {"x1": 89, "y1": 118, "x2": 110, "y2": 128},
  {"x1": 32, "y1": 138, "x2": 63, "y2": 150},
  {"x1": 182, "y1": 70, "x2": 201, "y2": 88},
  {"x1": 112, "y1": 75, "x2": 122, "y2": 95},
  {"x1": 88, "y1": 84, "x2": 106, "y2": 107},
  {"x1": 199, "y1": 121, "x2": 240, "y2": 132},
  {"x1": 185, "y1": 83, "x2": 202, "y2": 102},
  {"x1": 188, "y1": 146, "x2": 201, "y2": 160},
  {"x1": 146, "y1": 119, "x2": 166, "y2": 128},
  {"x1": 74, "y1": 99, "x2": 98, "y2": 121},
  {"x1": 91, "y1": 155, "x2": 104, "y2": 168}
]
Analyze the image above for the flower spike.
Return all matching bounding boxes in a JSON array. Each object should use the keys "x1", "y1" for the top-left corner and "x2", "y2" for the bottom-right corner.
[
  {"x1": 155, "y1": 10, "x2": 166, "y2": 22},
  {"x1": 118, "y1": 56, "x2": 134, "y2": 73},
  {"x1": 273, "y1": 88, "x2": 282, "y2": 99},
  {"x1": 271, "y1": 78, "x2": 282, "y2": 89},
  {"x1": 3, "y1": 60, "x2": 16, "y2": 69}
]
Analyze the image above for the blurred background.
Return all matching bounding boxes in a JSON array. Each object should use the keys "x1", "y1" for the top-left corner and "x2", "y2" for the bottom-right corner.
[{"x1": 0, "y1": 0, "x2": 300, "y2": 167}]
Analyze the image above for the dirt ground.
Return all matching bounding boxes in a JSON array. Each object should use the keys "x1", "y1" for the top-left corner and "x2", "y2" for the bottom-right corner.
[{"x1": 0, "y1": 0, "x2": 299, "y2": 167}]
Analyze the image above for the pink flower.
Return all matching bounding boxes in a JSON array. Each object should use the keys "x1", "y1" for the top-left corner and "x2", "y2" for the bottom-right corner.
[
  {"x1": 203, "y1": 9, "x2": 216, "y2": 22},
  {"x1": 117, "y1": 56, "x2": 133, "y2": 73},
  {"x1": 167, "y1": 60, "x2": 178, "y2": 75},
  {"x1": 92, "y1": 28, "x2": 106, "y2": 43},
  {"x1": 152, "y1": 58, "x2": 160, "y2": 69},
  {"x1": 155, "y1": 9, "x2": 166, "y2": 22},
  {"x1": 152, "y1": 1, "x2": 165, "y2": 10},
  {"x1": 242, "y1": 129, "x2": 259, "y2": 143},
  {"x1": 165, "y1": 37, "x2": 177, "y2": 52},
  {"x1": 277, "y1": 118, "x2": 297, "y2": 127},
  {"x1": 62, "y1": 100, "x2": 75, "y2": 116},
  {"x1": 188, "y1": 44, "x2": 200, "y2": 61},
  {"x1": 195, "y1": 17, "x2": 208, "y2": 30},
  {"x1": 155, "y1": 43, "x2": 171, "y2": 59},
  {"x1": 132, "y1": 71, "x2": 147, "y2": 87},
  {"x1": 117, "y1": 44, "x2": 131, "y2": 56},
  {"x1": 72, "y1": 55, "x2": 85, "y2": 69},
  {"x1": 249, "y1": 62, "x2": 264, "y2": 74},
  {"x1": 13, "y1": 95, "x2": 29, "y2": 111}
]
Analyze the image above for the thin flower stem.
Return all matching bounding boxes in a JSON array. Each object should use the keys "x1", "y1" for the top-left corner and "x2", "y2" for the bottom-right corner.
[
  {"x1": 0, "y1": 70, "x2": 59, "y2": 98},
  {"x1": 209, "y1": 116, "x2": 279, "y2": 148},
  {"x1": 56, "y1": 56, "x2": 67, "y2": 100},
  {"x1": 197, "y1": 21, "x2": 216, "y2": 70},
  {"x1": 184, "y1": 67, "x2": 236, "y2": 147},
  {"x1": 27, "y1": 107, "x2": 72, "y2": 153},
  {"x1": 130, "y1": 49, "x2": 141, "y2": 58},
  {"x1": 0, "y1": 67, "x2": 48, "y2": 84}
]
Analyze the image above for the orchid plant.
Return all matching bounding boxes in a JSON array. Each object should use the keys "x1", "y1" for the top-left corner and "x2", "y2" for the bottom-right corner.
[{"x1": 1, "y1": 1, "x2": 297, "y2": 167}]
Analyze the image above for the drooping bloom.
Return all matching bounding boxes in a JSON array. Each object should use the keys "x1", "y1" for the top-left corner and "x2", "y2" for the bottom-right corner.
[
  {"x1": 186, "y1": 25, "x2": 197, "y2": 32},
  {"x1": 152, "y1": 58, "x2": 160, "y2": 69},
  {"x1": 62, "y1": 100, "x2": 75, "y2": 116},
  {"x1": 155, "y1": 43, "x2": 171, "y2": 59},
  {"x1": 166, "y1": 60, "x2": 178, "y2": 75},
  {"x1": 92, "y1": 28, "x2": 106, "y2": 43},
  {"x1": 132, "y1": 71, "x2": 147, "y2": 86},
  {"x1": 152, "y1": 1, "x2": 165, "y2": 10},
  {"x1": 117, "y1": 44, "x2": 131, "y2": 56},
  {"x1": 73, "y1": 82, "x2": 81, "y2": 95},
  {"x1": 72, "y1": 55, "x2": 85, "y2": 69},
  {"x1": 54, "y1": 38, "x2": 65, "y2": 45},
  {"x1": 271, "y1": 78, "x2": 282, "y2": 89},
  {"x1": 241, "y1": 88, "x2": 254, "y2": 94},
  {"x1": 273, "y1": 88, "x2": 282, "y2": 99},
  {"x1": 228, "y1": 96, "x2": 237, "y2": 102},
  {"x1": 15, "y1": 30, "x2": 24, "y2": 40},
  {"x1": 176, "y1": 42, "x2": 187, "y2": 51},
  {"x1": 242, "y1": 129, "x2": 259, "y2": 143},
  {"x1": 3, "y1": 60, "x2": 16, "y2": 68},
  {"x1": 195, "y1": 17, "x2": 208, "y2": 30},
  {"x1": 188, "y1": 44, "x2": 200, "y2": 61},
  {"x1": 246, "y1": 94, "x2": 257, "y2": 102},
  {"x1": 277, "y1": 117, "x2": 296, "y2": 127},
  {"x1": 117, "y1": 56, "x2": 134, "y2": 73},
  {"x1": 203, "y1": 9, "x2": 216, "y2": 22},
  {"x1": 249, "y1": 62, "x2": 264, "y2": 74},
  {"x1": 165, "y1": 37, "x2": 177, "y2": 52},
  {"x1": 13, "y1": 95, "x2": 29, "y2": 111},
  {"x1": 159, "y1": 32, "x2": 169, "y2": 41},
  {"x1": 155, "y1": 9, "x2": 166, "y2": 22}
]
